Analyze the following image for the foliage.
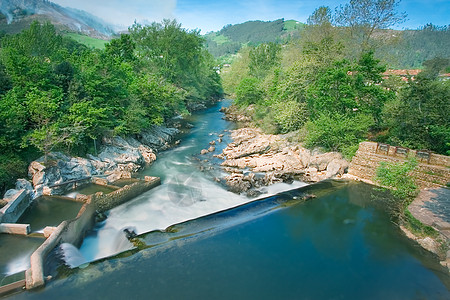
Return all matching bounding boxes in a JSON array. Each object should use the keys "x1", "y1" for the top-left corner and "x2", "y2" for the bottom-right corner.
[
  {"x1": 0, "y1": 20, "x2": 223, "y2": 186},
  {"x1": 248, "y1": 43, "x2": 281, "y2": 78},
  {"x1": 305, "y1": 112, "x2": 374, "y2": 158},
  {"x1": 0, "y1": 154, "x2": 28, "y2": 194},
  {"x1": 235, "y1": 77, "x2": 263, "y2": 106},
  {"x1": 272, "y1": 101, "x2": 308, "y2": 134},
  {"x1": 334, "y1": 0, "x2": 407, "y2": 51},
  {"x1": 382, "y1": 67, "x2": 450, "y2": 154},
  {"x1": 375, "y1": 156, "x2": 419, "y2": 221}
]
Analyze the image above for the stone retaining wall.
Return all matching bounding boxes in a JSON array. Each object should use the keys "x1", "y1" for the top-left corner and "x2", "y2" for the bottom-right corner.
[{"x1": 348, "y1": 142, "x2": 450, "y2": 189}]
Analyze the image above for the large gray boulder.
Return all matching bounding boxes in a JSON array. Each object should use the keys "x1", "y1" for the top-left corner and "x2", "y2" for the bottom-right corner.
[{"x1": 138, "y1": 126, "x2": 179, "y2": 151}]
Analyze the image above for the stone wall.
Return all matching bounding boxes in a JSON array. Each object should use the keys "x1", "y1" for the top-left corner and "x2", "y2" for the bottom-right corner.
[{"x1": 348, "y1": 142, "x2": 450, "y2": 189}]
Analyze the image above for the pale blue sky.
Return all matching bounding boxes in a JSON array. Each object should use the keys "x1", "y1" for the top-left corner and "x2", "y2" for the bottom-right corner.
[{"x1": 53, "y1": 0, "x2": 450, "y2": 33}]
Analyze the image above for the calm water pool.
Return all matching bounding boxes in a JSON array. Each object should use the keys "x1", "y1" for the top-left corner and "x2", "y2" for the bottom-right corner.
[{"x1": 9, "y1": 180, "x2": 450, "y2": 299}]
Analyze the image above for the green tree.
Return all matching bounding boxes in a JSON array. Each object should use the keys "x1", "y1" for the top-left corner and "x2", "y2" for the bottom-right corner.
[
  {"x1": 305, "y1": 112, "x2": 374, "y2": 158},
  {"x1": 235, "y1": 77, "x2": 263, "y2": 106},
  {"x1": 248, "y1": 43, "x2": 281, "y2": 79},
  {"x1": 375, "y1": 157, "x2": 418, "y2": 219}
]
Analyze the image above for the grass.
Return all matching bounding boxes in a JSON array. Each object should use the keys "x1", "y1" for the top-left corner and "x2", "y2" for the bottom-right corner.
[
  {"x1": 283, "y1": 20, "x2": 305, "y2": 32},
  {"x1": 64, "y1": 32, "x2": 109, "y2": 49},
  {"x1": 404, "y1": 209, "x2": 439, "y2": 238},
  {"x1": 211, "y1": 34, "x2": 230, "y2": 45}
]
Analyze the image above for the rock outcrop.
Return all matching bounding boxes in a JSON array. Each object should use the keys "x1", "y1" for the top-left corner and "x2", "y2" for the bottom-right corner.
[
  {"x1": 217, "y1": 128, "x2": 349, "y2": 195},
  {"x1": 4, "y1": 126, "x2": 178, "y2": 200}
]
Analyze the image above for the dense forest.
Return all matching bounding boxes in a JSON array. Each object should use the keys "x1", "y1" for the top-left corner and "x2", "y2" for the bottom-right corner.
[
  {"x1": 222, "y1": 2, "x2": 449, "y2": 159},
  {"x1": 0, "y1": 20, "x2": 222, "y2": 192}
]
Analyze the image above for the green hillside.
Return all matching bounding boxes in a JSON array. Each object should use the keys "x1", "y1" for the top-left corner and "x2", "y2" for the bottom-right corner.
[
  {"x1": 64, "y1": 32, "x2": 109, "y2": 49},
  {"x1": 204, "y1": 19, "x2": 305, "y2": 60}
]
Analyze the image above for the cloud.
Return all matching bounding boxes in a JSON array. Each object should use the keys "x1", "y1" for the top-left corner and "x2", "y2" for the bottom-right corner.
[{"x1": 53, "y1": 0, "x2": 177, "y2": 28}]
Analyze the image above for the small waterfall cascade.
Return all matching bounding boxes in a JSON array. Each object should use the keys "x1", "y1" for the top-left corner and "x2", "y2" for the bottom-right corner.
[
  {"x1": 59, "y1": 243, "x2": 89, "y2": 268},
  {"x1": 79, "y1": 227, "x2": 135, "y2": 262}
]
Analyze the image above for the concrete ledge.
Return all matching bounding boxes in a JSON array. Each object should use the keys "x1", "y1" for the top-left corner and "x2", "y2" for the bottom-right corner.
[
  {"x1": 0, "y1": 223, "x2": 30, "y2": 235},
  {"x1": 25, "y1": 177, "x2": 161, "y2": 290},
  {"x1": 0, "y1": 190, "x2": 32, "y2": 223}
]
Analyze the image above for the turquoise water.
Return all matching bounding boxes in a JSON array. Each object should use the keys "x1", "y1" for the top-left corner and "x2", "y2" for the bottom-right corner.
[{"x1": 9, "y1": 180, "x2": 450, "y2": 299}]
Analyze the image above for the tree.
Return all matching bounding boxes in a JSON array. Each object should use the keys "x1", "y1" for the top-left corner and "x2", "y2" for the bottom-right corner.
[
  {"x1": 235, "y1": 77, "x2": 263, "y2": 106},
  {"x1": 305, "y1": 112, "x2": 374, "y2": 158},
  {"x1": 248, "y1": 43, "x2": 281, "y2": 78},
  {"x1": 335, "y1": 0, "x2": 407, "y2": 50},
  {"x1": 383, "y1": 74, "x2": 450, "y2": 154}
]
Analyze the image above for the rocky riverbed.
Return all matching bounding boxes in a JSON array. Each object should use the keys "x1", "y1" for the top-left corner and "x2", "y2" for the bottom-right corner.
[{"x1": 201, "y1": 127, "x2": 349, "y2": 196}]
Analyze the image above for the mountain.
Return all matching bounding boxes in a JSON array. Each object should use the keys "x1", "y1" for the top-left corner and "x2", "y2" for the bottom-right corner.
[
  {"x1": 0, "y1": 0, "x2": 115, "y2": 39},
  {"x1": 204, "y1": 19, "x2": 305, "y2": 59}
]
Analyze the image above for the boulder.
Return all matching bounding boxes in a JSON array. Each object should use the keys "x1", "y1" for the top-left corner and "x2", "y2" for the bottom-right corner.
[
  {"x1": 3, "y1": 189, "x2": 20, "y2": 201},
  {"x1": 16, "y1": 179, "x2": 33, "y2": 192},
  {"x1": 28, "y1": 161, "x2": 45, "y2": 178},
  {"x1": 138, "y1": 126, "x2": 179, "y2": 150},
  {"x1": 200, "y1": 149, "x2": 209, "y2": 155},
  {"x1": 208, "y1": 146, "x2": 216, "y2": 152},
  {"x1": 326, "y1": 159, "x2": 349, "y2": 177},
  {"x1": 308, "y1": 152, "x2": 343, "y2": 171}
]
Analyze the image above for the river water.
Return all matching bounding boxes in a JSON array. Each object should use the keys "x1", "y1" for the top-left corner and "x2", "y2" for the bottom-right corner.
[{"x1": 5, "y1": 100, "x2": 450, "y2": 299}]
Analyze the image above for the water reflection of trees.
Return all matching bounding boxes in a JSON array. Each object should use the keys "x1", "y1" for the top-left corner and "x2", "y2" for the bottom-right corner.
[{"x1": 281, "y1": 181, "x2": 449, "y2": 286}]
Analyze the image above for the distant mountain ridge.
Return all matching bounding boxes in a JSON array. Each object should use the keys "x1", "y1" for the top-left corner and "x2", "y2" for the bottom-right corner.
[
  {"x1": 0, "y1": 0, "x2": 115, "y2": 39},
  {"x1": 204, "y1": 19, "x2": 304, "y2": 58}
]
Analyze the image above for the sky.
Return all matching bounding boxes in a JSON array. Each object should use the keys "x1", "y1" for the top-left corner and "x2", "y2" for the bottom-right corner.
[{"x1": 52, "y1": 0, "x2": 450, "y2": 33}]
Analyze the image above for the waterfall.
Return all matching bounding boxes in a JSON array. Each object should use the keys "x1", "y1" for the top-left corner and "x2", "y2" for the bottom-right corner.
[
  {"x1": 59, "y1": 243, "x2": 88, "y2": 268},
  {"x1": 79, "y1": 227, "x2": 134, "y2": 262}
]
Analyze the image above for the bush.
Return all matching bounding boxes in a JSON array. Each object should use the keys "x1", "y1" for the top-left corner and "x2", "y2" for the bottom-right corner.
[{"x1": 305, "y1": 112, "x2": 373, "y2": 158}]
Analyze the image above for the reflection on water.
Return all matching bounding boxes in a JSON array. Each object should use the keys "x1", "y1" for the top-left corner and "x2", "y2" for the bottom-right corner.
[{"x1": 12, "y1": 181, "x2": 450, "y2": 299}]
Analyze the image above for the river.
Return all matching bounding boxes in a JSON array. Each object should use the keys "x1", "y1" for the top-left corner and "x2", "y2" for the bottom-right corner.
[{"x1": 5, "y1": 100, "x2": 450, "y2": 299}]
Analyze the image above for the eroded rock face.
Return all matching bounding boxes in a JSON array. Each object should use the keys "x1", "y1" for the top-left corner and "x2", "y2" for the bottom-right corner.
[
  {"x1": 24, "y1": 126, "x2": 176, "y2": 199},
  {"x1": 138, "y1": 126, "x2": 179, "y2": 151}
]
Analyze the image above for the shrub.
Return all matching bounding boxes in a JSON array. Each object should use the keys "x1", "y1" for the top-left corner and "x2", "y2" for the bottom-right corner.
[
  {"x1": 272, "y1": 100, "x2": 308, "y2": 133},
  {"x1": 305, "y1": 112, "x2": 373, "y2": 158}
]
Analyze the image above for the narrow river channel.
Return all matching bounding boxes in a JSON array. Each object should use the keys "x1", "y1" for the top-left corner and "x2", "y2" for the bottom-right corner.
[{"x1": 6, "y1": 100, "x2": 450, "y2": 299}]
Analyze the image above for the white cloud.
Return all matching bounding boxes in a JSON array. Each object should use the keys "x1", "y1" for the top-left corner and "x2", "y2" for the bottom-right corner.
[{"x1": 53, "y1": 0, "x2": 177, "y2": 28}]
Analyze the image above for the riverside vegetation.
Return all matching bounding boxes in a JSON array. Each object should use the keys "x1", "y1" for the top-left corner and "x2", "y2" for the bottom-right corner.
[
  {"x1": 222, "y1": 1, "x2": 449, "y2": 160},
  {"x1": 0, "y1": 19, "x2": 223, "y2": 194}
]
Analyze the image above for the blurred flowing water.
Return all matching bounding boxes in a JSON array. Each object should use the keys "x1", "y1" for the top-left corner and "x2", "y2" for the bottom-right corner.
[{"x1": 78, "y1": 100, "x2": 306, "y2": 261}]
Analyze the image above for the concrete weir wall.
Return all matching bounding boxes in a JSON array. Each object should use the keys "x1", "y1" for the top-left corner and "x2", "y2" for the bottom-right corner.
[
  {"x1": 0, "y1": 190, "x2": 32, "y2": 223},
  {"x1": 349, "y1": 142, "x2": 450, "y2": 188},
  {"x1": 26, "y1": 176, "x2": 161, "y2": 290}
]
